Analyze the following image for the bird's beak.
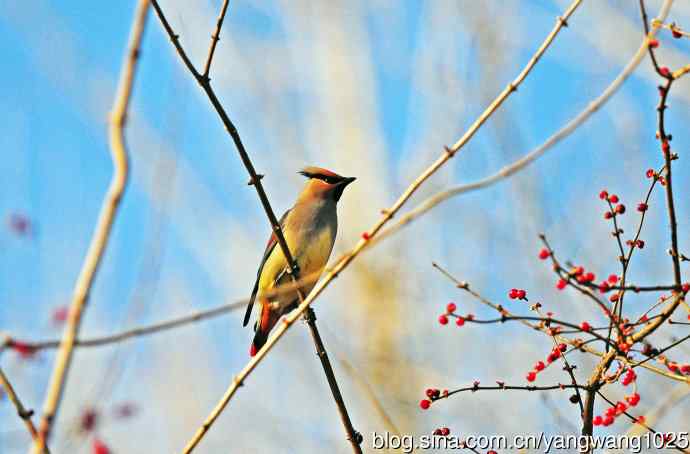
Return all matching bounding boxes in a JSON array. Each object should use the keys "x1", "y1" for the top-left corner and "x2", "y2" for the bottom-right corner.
[{"x1": 340, "y1": 177, "x2": 356, "y2": 186}]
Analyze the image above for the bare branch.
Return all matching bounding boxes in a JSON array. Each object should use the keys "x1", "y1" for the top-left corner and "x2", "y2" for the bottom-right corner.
[
  {"x1": 202, "y1": 0, "x2": 230, "y2": 79},
  {"x1": 32, "y1": 2, "x2": 150, "y2": 452},
  {"x1": 0, "y1": 367, "x2": 46, "y2": 451},
  {"x1": 369, "y1": 1, "x2": 674, "y2": 247}
]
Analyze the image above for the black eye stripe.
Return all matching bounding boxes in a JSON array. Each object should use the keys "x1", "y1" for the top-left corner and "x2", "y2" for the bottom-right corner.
[{"x1": 316, "y1": 175, "x2": 338, "y2": 184}]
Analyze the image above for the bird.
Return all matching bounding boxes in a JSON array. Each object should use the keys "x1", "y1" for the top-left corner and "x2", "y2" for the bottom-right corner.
[{"x1": 243, "y1": 167, "x2": 356, "y2": 356}]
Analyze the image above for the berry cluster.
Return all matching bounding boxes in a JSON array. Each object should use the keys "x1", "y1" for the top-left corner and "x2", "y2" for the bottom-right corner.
[
  {"x1": 600, "y1": 191, "x2": 626, "y2": 219},
  {"x1": 432, "y1": 427, "x2": 451, "y2": 436},
  {"x1": 508, "y1": 288, "x2": 527, "y2": 300},
  {"x1": 438, "y1": 302, "x2": 474, "y2": 327},
  {"x1": 419, "y1": 387, "x2": 449, "y2": 410},
  {"x1": 525, "y1": 344, "x2": 567, "y2": 382}
]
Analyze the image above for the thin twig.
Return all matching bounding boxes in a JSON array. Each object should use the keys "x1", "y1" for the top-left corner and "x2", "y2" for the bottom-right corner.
[
  {"x1": 7, "y1": 272, "x2": 321, "y2": 352},
  {"x1": 32, "y1": 2, "x2": 150, "y2": 452},
  {"x1": 202, "y1": 0, "x2": 230, "y2": 79},
  {"x1": 368, "y1": 0, "x2": 673, "y2": 247},
  {"x1": 0, "y1": 367, "x2": 46, "y2": 451},
  {"x1": 630, "y1": 0, "x2": 685, "y2": 342}
]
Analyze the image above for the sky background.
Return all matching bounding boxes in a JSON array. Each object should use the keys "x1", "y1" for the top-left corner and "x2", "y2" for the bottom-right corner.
[{"x1": 1, "y1": 0, "x2": 689, "y2": 452}]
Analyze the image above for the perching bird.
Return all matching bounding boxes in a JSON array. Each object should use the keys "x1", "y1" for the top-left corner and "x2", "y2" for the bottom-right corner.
[{"x1": 243, "y1": 167, "x2": 356, "y2": 356}]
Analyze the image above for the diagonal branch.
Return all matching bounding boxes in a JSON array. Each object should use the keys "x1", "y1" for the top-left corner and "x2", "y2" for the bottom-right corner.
[
  {"x1": 6, "y1": 273, "x2": 321, "y2": 353},
  {"x1": 0, "y1": 367, "x2": 47, "y2": 452},
  {"x1": 32, "y1": 1, "x2": 150, "y2": 452},
  {"x1": 367, "y1": 0, "x2": 674, "y2": 248},
  {"x1": 202, "y1": 0, "x2": 230, "y2": 79}
]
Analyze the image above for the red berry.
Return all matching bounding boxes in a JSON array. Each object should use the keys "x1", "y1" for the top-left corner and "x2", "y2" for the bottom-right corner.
[
  {"x1": 114, "y1": 402, "x2": 137, "y2": 419},
  {"x1": 361, "y1": 232, "x2": 371, "y2": 240},
  {"x1": 608, "y1": 274, "x2": 619, "y2": 284},
  {"x1": 603, "y1": 415, "x2": 614, "y2": 426},
  {"x1": 659, "y1": 66, "x2": 671, "y2": 77},
  {"x1": 626, "y1": 393, "x2": 640, "y2": 406},
  {"x1": 425, "y1": 388, "x2": 435, "y2": 398},
  {"x1": 456, "y1": 317, "x2": 465, "y2": 327},
  {"x1": 605, "y1": 407, "x2": 617, "y2": 418},
  {"x1": 615, "y1": 204, "x2": 626, "y2": 214},
  {"x1": 636, "y1": 415, "x2": 646, "y2": 424},
  {"x1": 604, "y1": 211, "x2": 613, "y2": 219},
  {"x1": 616, "y1": 402, "x2": 627, "y2": 413},
  {"x1": 608, "y1": 194, "x2": 619, "y2": 203},
  {"x1": 534, "y1": 361, "x2": 545, "y2": 371},
  {"x1": 446, "y1": 302, "x2": 456, "y2": 313},
  {"x1": 637, "y1": 202, "x2": 648, "y2": 212},
  {"x1": 420, "y1": 399, "x2": 431, "y2": 410},
  {"x1": 538, "y1": 248, "x2": 550, "y2": 260},
  {"x1": 440, "y1": 427, "x2": 450, "y2": 436},
  {"x1": 646, "y1": 169, "x2": 655, "y2": 178},
  {"x1": 580, "y1": 322, "x2": 591, "y2": 332},
  {"x1": 517, "y1": 289, "x2": 526, "y2": 300},
  {"x1": 648, "y1": 38, "x2": 659, "y2": 48},
  {"x1": 599, "y1": 190, "x2": 608, "y2": 200},
  {"x1": 672, "y1": 28, "x2": 682, "y2": 38},
  {"x1": 636, "y1": 240, "x2": 645, "y2": 249},
  {"x1": 52, "y1": 306, "x2": 69, "y2": 325},
  {"x1": 438, "y1": 314, "x2": 449, "y2": 325},
  {"x1": 80, "y1": 408, "x2": 98, "y2": 433},
  {"x1": 9, "y1": 340, "x2": 36, "y2": 359},
  {"x1": 593, "y1": 415, "x2": 603, "y2": 426},
  {"x1": 662, "y1": 140, "x2": 671, "y2": 153},
  {"x1": 92, "y1": 438, "x2": 111, "y2": 454},
  {"x1": 526, "y1": 371, "x2": 537, "y2": 382},
  {"x1": 558, "y1": 343, "x2": 567, "y2": 352},
  {"x1": 7, "y1": 213, "x2": 31, "y2": 236},
  {"x1": 682, "y1": 283, "x2": 690, "y2": 293},
  {"x1": 556, "y1": 279, "x2": 567, "y2": 290},
  {"x1": 598, "y1": 282, "x2": 609, "y2": 293},
  {"x1": 609, "y1": 294, "x2": 619, "y2": 303}
]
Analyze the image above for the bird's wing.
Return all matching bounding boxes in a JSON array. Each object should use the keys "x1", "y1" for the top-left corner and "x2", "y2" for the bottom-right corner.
[{"x1": 243, "y1": 209, "x2": 291, "y2": 327}]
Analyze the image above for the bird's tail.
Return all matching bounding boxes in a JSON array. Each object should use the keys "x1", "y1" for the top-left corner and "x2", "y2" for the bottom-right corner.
[{"x1": 250, "y1": 303, "x2": 280, "y2": 357}]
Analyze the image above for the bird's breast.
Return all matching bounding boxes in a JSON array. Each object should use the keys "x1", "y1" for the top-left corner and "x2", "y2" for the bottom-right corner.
[{"x1": 295, "y1": 222, "x2": 336, "y2": 278}]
